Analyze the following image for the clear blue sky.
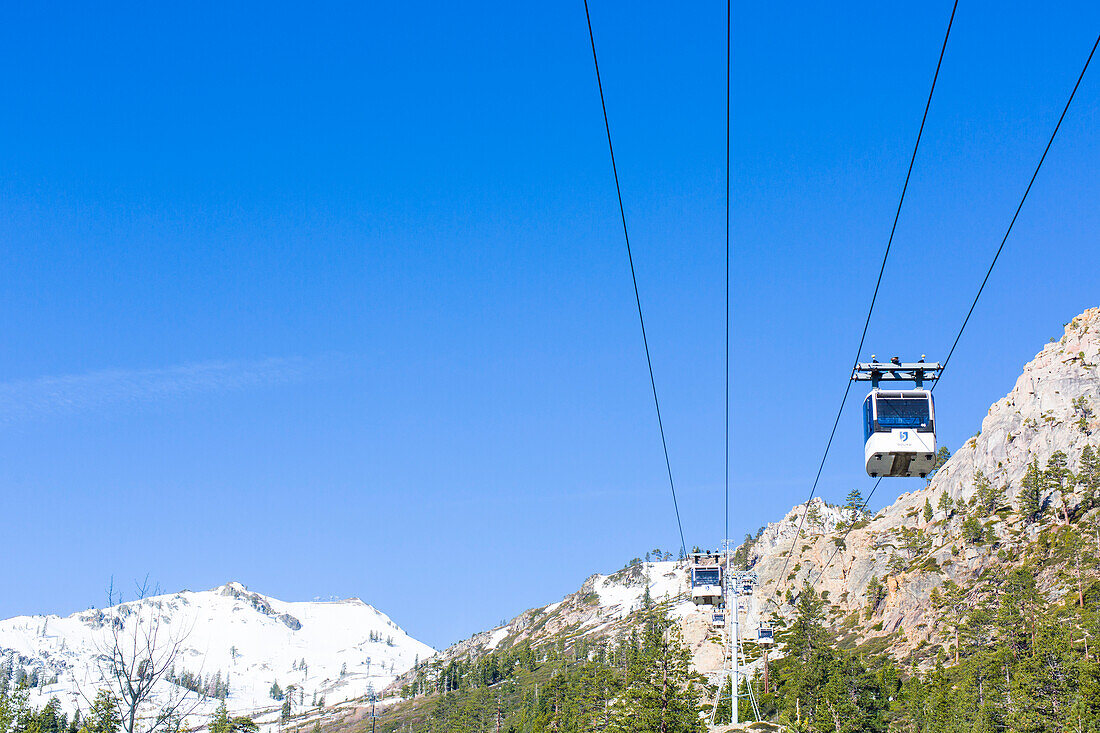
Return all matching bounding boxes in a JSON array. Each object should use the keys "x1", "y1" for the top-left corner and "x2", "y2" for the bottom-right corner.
[{"x1": 1, "y1": 1, "x2": 1097, "y2": 650}]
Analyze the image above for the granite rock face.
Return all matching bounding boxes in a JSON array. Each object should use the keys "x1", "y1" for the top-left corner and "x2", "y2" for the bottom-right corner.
[{"x1": 745, "y1": 307, "x2": 1100, "y2": 660}]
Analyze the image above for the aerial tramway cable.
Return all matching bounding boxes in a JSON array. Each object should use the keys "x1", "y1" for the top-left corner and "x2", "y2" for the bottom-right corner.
[
  {"x1": 934, "y1": 31, "x2": 1100, "y2": 386},
  {"x1": 777, "y1": 0, "x2": 960, "y2": 590},
  {"x1": 807, "y1": 30, "x2": 1099, "y2": 591},
  {"x1": 724, "y1": 0, "x2": 736, "y2": 721},
  {"x1": 724, "y1": 0, "x2": 731, "y2": 553},
  {"x1": 583, "y1": 0, "x2": 687, "y2": 557}
]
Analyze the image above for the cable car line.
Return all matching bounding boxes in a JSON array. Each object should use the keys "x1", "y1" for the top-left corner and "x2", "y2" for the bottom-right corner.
[
  {"x1": 933, "y1": 31, "x2": 1099, "y2": 387},
  {"x1": 722, "y1": 0, "x2": 739, "y2": 720},
  {"x1": 777, "y1": 0, "x2": 959, "y2": 589},
  {"x1": 724, "y1": 0, "x2": 731, "y2": 559},
  {"x1": 583, "y1": 0, "x2": 687, "y2": 557}
]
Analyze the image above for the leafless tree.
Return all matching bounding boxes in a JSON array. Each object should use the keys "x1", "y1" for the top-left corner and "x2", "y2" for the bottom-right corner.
[{"x1": 82, "y1": 577, "x2": 203, "y2": 733}]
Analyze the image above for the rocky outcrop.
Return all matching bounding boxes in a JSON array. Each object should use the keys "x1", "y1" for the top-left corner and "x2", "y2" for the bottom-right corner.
[
  {"x1": 216, "y1": 581, "x2": 302, "y2": 630},
  {"x1": 747, "y1": 307, "x2": 1100, "y2": 661}
]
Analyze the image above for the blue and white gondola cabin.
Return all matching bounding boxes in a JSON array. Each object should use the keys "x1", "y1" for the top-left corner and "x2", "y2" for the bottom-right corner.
[
  {"x1": 863, "y1": 389, "x2": 936, "y2": 478},
  {"x1": 690, "y1": 553, "x2": 723, "y2": 606}
]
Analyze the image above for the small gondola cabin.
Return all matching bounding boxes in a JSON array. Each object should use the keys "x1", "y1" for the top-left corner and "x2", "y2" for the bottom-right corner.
[{"x1": 690, "y1": 553, "x2": 723, "y2": 606}]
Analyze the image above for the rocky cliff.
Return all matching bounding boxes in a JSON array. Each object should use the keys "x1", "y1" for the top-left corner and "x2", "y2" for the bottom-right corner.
[{"x1": 747, "y1": 306, "x2": 1100, "y2": 662}]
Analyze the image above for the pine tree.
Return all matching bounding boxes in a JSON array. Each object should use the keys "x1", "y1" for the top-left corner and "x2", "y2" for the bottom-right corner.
[
  {"x1": 38, "y1": 697, "x2": 64, "y2": 733},
  {"x1": 1047, "y1": 450, "x2": 1072, "y2": 522},
  {"x1": 814, "y1": 653, "x2": 885, "y2": 732},
  {"x1": 776, "y1": 584, "x2": 887, "y2": 732},
  {"x1": 937, "y1": 491, "x2": 953, "y2": 518},
  {"x1": 0, "y1": 686, "x2": 30, "y2": 733},
  {"x1": 996, "y1": 568, "x2": 1041, "y2": 657},
  {"x1": 932, "y1": 580, "x2": 966, "y2": 664},
  {"x1": 845, "y1": 490, "x2": 865, "y2": 520},
  {"x1": 788, "y1": 584, "x2": 829, "y2": 663},
  {"x1": 229, "y1": 717, "x2": 257, "y2": 733},
  {"x1": 82, "y1": 690, "x2": 121, "y2": 733},
  {"x1": 1078, "y1": 445, "x2": 1099, "y2": 507},
  {"x1": 210, "y1": 701, "x2": 230, "y2": 733},
  {"x1": 806, "y1": 502, "x2": 823, "y2": 533},
  {"x1": 923, "y1": 498, "x2": 933, "y2": 522},
  {"x1": 962, "y1": 516, "x2": 984, "y2": 544},
  {"x1": 1073, "y1": 395, "x2": 1094, "y2": 433},
  {"x1": 974, "y1": 470, "x2": 994, "y2": 515},
  {"x1": 865, "y1": 576, "x2": 886, "y2": 617},
  {"x1": 898, "y1": 526, "x2": 930, "y2": 559},
  {"x1": 1019, "y1": 459, "x2": 1044, "y2": 524},
  {"x1": 927, "y1": 446, "x2": 951, "y2": 483},
  {"x1": 607, "y1": 612, "x2": 704, "y2": 733}
]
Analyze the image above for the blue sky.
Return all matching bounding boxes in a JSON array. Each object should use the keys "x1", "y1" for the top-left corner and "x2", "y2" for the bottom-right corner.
[{"x1": 1, "y1": 1, "x2": 1097, "y2": 649}]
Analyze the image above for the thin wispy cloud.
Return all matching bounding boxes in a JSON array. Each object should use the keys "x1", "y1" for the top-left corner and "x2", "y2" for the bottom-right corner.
[{"x1": 0, "y1": 356, "x2": 332, "y2": 425}]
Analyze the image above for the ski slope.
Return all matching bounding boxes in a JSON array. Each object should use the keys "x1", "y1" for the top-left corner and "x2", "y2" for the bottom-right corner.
[{"x1": 0, "y1": 582, "x2": 433, "y2": 725}]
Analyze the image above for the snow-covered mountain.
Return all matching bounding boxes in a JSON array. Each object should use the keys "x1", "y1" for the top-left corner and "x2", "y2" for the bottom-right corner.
[{"x1": 0, "y1": 582, "x2": 433, "y2": 726}]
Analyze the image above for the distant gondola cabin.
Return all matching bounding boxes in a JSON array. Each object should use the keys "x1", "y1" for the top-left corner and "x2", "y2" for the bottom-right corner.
[{"x1": 690, "y1": 553, "x2": 723, "y2": 606}]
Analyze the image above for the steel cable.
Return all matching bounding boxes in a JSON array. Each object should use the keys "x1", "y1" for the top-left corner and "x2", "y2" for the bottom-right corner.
[{"x1": 583, "y1": 0, "x2": 687, "y2": 556}]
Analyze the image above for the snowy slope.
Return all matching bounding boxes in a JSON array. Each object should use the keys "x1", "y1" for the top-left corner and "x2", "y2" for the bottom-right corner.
[
  {"x1": 391, "y1": 559, "x2": 740, "y2": 694},
  {"x1": 0, "y1": 582, "x2": 433, "y2": 725}
]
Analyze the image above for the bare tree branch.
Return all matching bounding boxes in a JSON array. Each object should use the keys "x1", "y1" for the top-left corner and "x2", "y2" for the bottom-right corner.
[{"x1": 77, "y1": 579, "x2": 205, "y2": 733}]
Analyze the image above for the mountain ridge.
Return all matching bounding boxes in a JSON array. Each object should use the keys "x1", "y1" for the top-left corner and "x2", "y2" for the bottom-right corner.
[{"x1": 0, "y1": 581, "x2": 433, "y2": 728}]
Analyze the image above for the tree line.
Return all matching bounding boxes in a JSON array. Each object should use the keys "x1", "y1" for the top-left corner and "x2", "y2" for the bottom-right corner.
[{"x1": 389, "y1": 604, "x2": 706, "y2": 733}]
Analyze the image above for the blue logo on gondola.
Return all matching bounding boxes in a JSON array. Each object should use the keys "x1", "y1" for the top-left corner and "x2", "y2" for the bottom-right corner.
[{"x1": 900, "y1": 431, "x2": 909, "y2": 441}]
